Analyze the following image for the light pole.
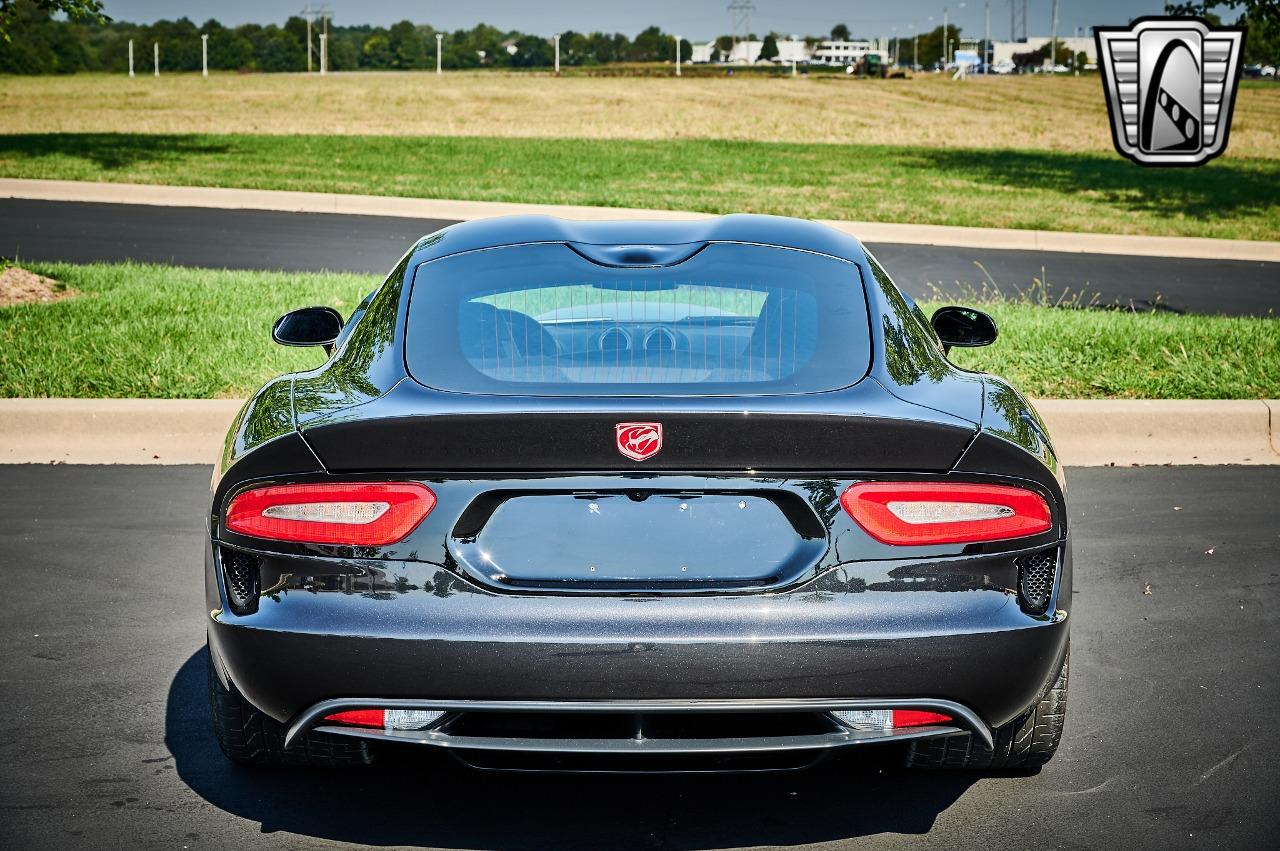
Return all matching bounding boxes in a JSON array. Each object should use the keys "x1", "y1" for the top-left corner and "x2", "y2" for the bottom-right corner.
[
  {"x1": 554, "y1": 33, "x2": 561, "y2": 74},
  {"x1": 675, "y1": 35, "x2": 681, "y2": 76},
  {"x1": 891, "y1": 26, "x2": 897, "y2": 66},
  {"x1": 319, "y1": 33, "x2": 327, "y2": 74},
  {"x1": 201, "y1": 34, "x2": 208, "y2": 77},
  {"x1": 128, "y1": 39, "x2": 134, "y2": 77},
  {"x1": 1050, "y1": 0, "x2": 1059, "y2": 72},
  {"x1": 436, "y1": 33, "x2": 443, "y2": 74},
  {"x1": 943, "y1": 7, "x2": 948, "y2": 67},
  {"x1": 153, "y1": 42, "x2": 159, "y2": 77},
  {"x1": 983, "y1": 1, "x2": 989, "y2": 73},
  {"x1": 913, "y1": 23, "x2": 918, "y2": 71}
]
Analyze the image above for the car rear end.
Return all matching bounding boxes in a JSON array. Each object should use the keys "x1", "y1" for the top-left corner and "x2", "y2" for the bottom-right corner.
[{"x1": 207, "y1": 223, "x2": 1070, "y2": 771}]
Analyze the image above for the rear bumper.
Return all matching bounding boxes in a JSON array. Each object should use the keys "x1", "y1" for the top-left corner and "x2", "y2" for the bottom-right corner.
[
  {"x1": 206, "y1": 539, "x2": 1072, "y2": 739},
  {"x1": 294, "y1": 697, "x2": 987, "y2": 755}
]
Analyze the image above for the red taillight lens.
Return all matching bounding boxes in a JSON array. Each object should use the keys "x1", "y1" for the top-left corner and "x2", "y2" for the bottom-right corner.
[
  {"x1": 840, "y1": 482, "x2": 1052, "y2": 545},
  {"x1": 225, "y1": 482, "x2": 435, "y2": 545},
  {"x1": 891, "y1": 709, "x2": 954, "y2": 728},
  {"x1": 323, "y1": 709, "x2": 384, "y2": 728}
]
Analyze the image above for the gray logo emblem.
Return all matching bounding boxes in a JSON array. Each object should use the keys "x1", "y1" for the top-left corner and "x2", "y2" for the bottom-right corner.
[{"x1": 1096, "y1": 17, "x2": 1245, "y2": 166}]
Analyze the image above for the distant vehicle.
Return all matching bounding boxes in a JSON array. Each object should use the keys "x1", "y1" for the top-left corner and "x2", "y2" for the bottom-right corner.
[
  {"x1": 854, "y1": 53, "x2": 887, "y2": 78},
  {"x1": 992, "y1": 59, "x2": 1017, "y2": 75},
  {"x1": 207, "y1": 215, "x2": 1072, "y2": 772},
  {"x1": 1263, "y1": 65, "x2": 1276, "y2": 78},
  {"x1": 1244, "y1": 64, "x2": 1262, "y2": 78}
]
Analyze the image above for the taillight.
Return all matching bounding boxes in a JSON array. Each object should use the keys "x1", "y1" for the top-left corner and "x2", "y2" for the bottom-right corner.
[
  {"x1": 832, "y1": 709, "x2": 954, "y2": 730},
  {"x1": 840, "y1": 482, "x2": 1051, "y2": 545},
  {"x1": 225, "y1": 482, "x2": 435, "y2": 545},
  {"x1": 323, "y1": 708, "x2": 444, "y2": 731}
]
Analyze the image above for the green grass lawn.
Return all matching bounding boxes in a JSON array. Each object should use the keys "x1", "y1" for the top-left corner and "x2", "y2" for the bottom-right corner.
[
  {"x1": 2, "y1": 133, "x2": 1279, "y2": 241},
  {"x1": 2, "y1": 262, "x2": 1276, "y2": 400}
]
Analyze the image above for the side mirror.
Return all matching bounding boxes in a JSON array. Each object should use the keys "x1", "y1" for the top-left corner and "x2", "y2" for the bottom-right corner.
[
  {"x1": 272, "y1": 306, "x2": 343, "y2": 354},
  {"x1": 930, "y1": 306, "x2": 998, "y2": 353}
]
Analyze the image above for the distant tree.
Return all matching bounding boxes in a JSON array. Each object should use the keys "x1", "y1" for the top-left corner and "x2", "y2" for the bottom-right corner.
[
  {"x1": 1240, "y1": 4, "x2": 1280, "y2": 63},
  {"x1": 830, "y1": 23, "x2": 850, "y2": 41},
  {"x1": 714, "y1": 34, "x2": 733, "y2": 53},
  {"x1": 759, "y1": 33, "x2": 779, "y2": 61},
  {"x1": 912, "y1": 24, "x2": 960, "y2": 67},
  {"x1": 258, "y1": 25, "x2": 302, "y2": 71},
  {"x1": 509, "y1": 33, "x2": 552, "y2": 66},
  {"x1": 1167, "y1": 1, "x2": 1279, "y2": 28},
  {"x1": 557, "y1": 29, "x2": 589, "y2": 65},
  {"x1": 387, "y1": 20, "x2": 424, "y2": 68},
  {"x1": 0, "y1": 0, "x2": 105, "y2": 41},
  {"x1": 361, "y1": 31, "x2": 392, "y2": 68},
  {"x1": 1011, "y1": 49, "x2": 1041, "y2": 70},
  {"x1": 1036, "y1": 39, "x2": 1073, "y2": 66},
  {"x1": 629, "y1": 25, "x2": 667, "y2": 61}
]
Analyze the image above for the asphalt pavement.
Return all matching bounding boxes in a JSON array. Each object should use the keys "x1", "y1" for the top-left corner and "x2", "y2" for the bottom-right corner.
[
  {"x1": 0, "y1": 465, "x2": 1276, "y2": 850},
  {"x1": 5, "y1": 198, "x2": 1277, "y2": 316}
]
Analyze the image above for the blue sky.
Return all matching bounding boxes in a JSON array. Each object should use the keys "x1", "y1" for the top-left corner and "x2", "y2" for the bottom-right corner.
[{"x1": 102, "y1": 2, "x2": 1171, "y2": 42}]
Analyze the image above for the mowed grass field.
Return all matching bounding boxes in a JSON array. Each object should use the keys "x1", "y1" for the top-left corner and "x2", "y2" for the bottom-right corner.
[
  {"x1": 1, "y1": 72, "x2": 1279, "y2": 240},
  {"x1": 2, "y1": 263, "x2": 1276, "y2": 400},
  {"x1": 3, "y1": 72, "x2": 1277, "y2": 155}
]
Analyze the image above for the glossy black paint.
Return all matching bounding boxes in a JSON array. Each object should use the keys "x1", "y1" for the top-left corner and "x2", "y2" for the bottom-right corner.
[{"x1": 208, "y1": 214, "x2": 1070, "y2": 759}]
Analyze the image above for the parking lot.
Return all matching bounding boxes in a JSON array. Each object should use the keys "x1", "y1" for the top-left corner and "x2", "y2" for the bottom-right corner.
[{"x1": 1, "y1": 464, "x2": 1276, "y2": 850}]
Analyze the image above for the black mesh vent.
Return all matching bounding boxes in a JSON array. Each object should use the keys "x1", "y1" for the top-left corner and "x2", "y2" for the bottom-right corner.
[
  {"x1": 220, "y1": 548, "x2": 261, "y2": 615},
  {"x1": 1017, "y1": 549, "x2": 1057, "y2": 614}
]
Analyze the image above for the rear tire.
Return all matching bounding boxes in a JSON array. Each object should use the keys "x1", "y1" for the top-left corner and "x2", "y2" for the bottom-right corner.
[
  {"x1": 905, "y1": 649, "x2": 1068, "y2": 771},
  {"x1": 207, "y1": 651, "x2": 373, "y2": 767}
]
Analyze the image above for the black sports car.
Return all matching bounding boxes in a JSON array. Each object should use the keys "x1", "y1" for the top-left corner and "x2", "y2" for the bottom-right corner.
[{"x1": 207, "y1": 215, "x2": 1069, "y2": 772}]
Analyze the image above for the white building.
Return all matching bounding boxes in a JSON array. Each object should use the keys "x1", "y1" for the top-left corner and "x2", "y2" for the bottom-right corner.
[
  {"x1": 810, "y1": 39, "x2": 885, "y2": 66},
  {"x1": 690, "y1": 42, "x2": 716, "y2": 63},
  {"x1": 991, "y1": 36, "x2": 1096, "y2": 67},
  {"x1": 690, "y1": 38, "x2": 813, "y2": 64}
]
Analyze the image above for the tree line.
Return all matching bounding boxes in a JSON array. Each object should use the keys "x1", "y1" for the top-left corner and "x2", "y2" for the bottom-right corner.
[
  {"x1": 0, "y1": 2, "x2": 694, "y2": 74},
  {"x1": 1, "y1": 0, "x2": 1275, "y2": 76}
]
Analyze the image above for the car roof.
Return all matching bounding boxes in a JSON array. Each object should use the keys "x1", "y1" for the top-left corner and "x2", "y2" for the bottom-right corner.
[{"x1": 404, "y1": 214, "x2": 871, "y2": 268}]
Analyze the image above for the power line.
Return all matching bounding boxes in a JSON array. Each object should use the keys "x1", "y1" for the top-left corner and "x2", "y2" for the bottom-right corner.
[{"x1": 727, "y1": 1, "x2": 755, "y2": 48}]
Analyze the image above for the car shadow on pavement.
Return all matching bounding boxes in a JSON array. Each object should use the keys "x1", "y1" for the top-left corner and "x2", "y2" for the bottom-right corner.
[{"x1": 168, "y1": 648, "x2": 981, "y2": 847}]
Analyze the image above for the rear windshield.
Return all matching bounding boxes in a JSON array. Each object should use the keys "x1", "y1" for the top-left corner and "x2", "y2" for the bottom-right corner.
[{"x1": 404, "y1": 242, "x2": 870, "y2": 396}]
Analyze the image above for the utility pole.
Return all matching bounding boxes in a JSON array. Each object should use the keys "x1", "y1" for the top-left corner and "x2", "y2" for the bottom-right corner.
[
  {"x1": 1050, "y1": 0, "x2": 1059, "y2": 72},
  {"x1": 153, "y1": 42, "x2": 159, "y2": 77},
  {"x1": 436, "y1": 33, "x2": 443, "y2": 74},
  {"x1": 943, "y1": 7, "x2": 948, "y2": 67},
  {"x1": 202, "y1": 34, "x2": 208, "y2": 77},
  {"x1": 554, "y1": 33, "x2": 561, "y2": 74},
  {"x1": 306, "y1": 11, "x2": 312, "y2": 72},
  {"x1": 128, "y1": 39, "x2": 134, "y2": 77},
  {"x1": 727, "y1": 1, "x2": 754, "y2": 55},
  {"x1": 675, "y1": 34, "x2": 681, "y2": 76}
]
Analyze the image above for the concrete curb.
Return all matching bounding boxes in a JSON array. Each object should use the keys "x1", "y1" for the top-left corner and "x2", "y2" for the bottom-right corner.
[
  {"x1": 5, "y1": 178, "x2": 1280, "y2": 262},
  {"x1": 2, "y1": 399, "x2": 1277, "y2": 467}
]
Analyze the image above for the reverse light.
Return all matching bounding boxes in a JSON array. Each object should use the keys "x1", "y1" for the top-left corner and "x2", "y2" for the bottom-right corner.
[
  {"x1": 323, "y1": 708, "x2": 445, "y2": 731},
  {"x1": 833, "y1": 709, "x2": 954, "y2": 730},
  {"x1": 226, "y1": 482, "x2": 436, "y2": 545},
  {"x1": 840, "y1": 482, "x2": 1052, "y2": 546}
]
